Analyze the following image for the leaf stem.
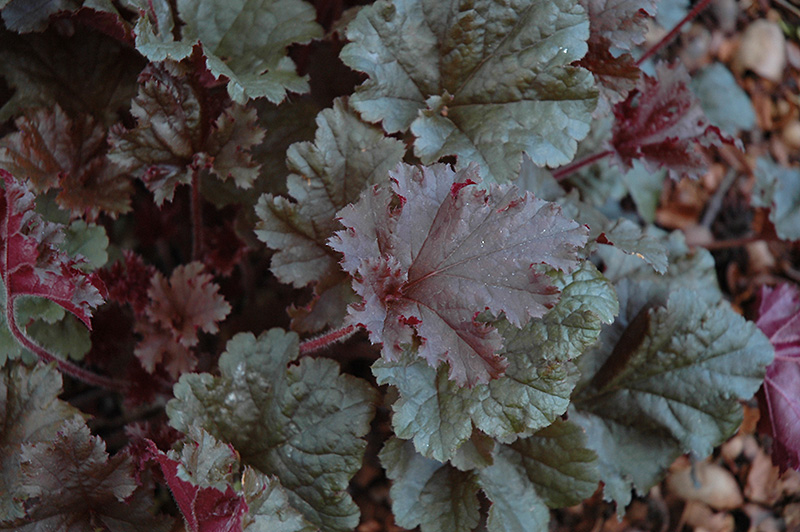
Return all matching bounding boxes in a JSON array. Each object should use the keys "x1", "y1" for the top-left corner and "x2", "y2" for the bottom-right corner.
[
  {"x1": 299, "y1": 324, "x2": 357, "y2": 355},
  {"x1": 191, "y1": 168, "x2": 204, "y2": 262},
  {"x1": 551, "y1": 149, "x2": 614, "y2": 181},
  {"x1": 635, "y1": 0, "x2": 715, "y2": 67},
  {"x1": 5, "y1": 296, "x2": 126, "y2": 391}
]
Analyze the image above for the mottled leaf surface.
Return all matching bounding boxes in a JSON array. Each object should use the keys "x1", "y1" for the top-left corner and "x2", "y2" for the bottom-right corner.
[
  {"x1": 108, "y1": 61, "x2": 264, "y2": 205},
  {"x1": 257, "y1": 98, "x2": 404, "y2": 288},
  {"x1": 341, "y1": 0, "x2": 597, "y2": 181},
  {"x1": 6, "y1": 418, "x2": 172, "y2": 532},
  {"x1": 559, "y1": 191, "x2": 668, "y2": 273},
  {"x1": 0, "y1": 105, "x2": 132, "y2": 220},
  {"x1": 146, "y1": 427, "x2": 315, "y2": 532},
  {"x1": 0, "y1": 363, "x2": 82, "y2": 521},
  {"x1": 577, "y1": 0, "x2": 654, "y2": 114},
  {"x1": 373, "y1": 263, "x2": 617, "y2": 461},
  {"x1": 479, "y1": 420, "x2": 598, "y2": 532},
  {"x1": 167, "y1": 329, "x2": 377, "y2": 532},
  {"x1": 572, "y1": 281, "x2": 773, "y2": 509},
  {"x1": 176, "y1": 0, "x2": 322, "y2": 103},
  {"x1": 381, "y1": 420, "x2": 598, "y2": 532},
  {"x1": 331, "y1": 163, "x2": 588, "y2": 386},
  {"x1": 380, "y1": 437, "x2": 480, "y2": 532}
]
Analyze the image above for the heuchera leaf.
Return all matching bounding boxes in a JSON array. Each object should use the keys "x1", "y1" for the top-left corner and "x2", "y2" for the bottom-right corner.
[
  {"x1": 135, "y1": 261, "x2": 230, "y2": 378},
  {"x1": 133, "y1": 0, "x2": 194, "y2": 63},
  {"x1": 571, "y1": 280, "x2": 773, "y2": 510},
  {"x1": 108, "y1": 61, "x2": 265, "y2": 206},
  {"x1": 577, "y1": 0, "x2": 655, "y2": 115},
  {"x1": 340, "y1": 0, "x2": 597, "y2": 181},
  {"x1": 149, "y1": 442, "x2": 247, "y2": 532},
  {"x1": 0, "y1": 104, "x2": 133, "y2": 220},
  {"x1": 755, "y1": 283, "x2": 800, "y2": 471},
  {"x1": 0, "y1": 171, "x2": 105, "y2": 330},
  {"x1": 0, "y1": 25, "x2": 143, "y2": 123},
  {"x1": 610, "y1": 62, "x2": 740, "y2": 180},
  {"x1": 255, "y1": 97, "x2": 404, "y2": 331},
  {"x1": 256, "y1": 98, "x2": 405, "y2": 289},
  {"x1": 380, "y1": 437, "x2": 481, "y2": 532},
  {"x1": 381, "y1": 419, "x2": 598, "y2": 532},
  {"x1": 7, "y1": 417, "x2": 172, "y2": 532},
  {"x1": 558, "y1": 190, "x2": 668, "y2": 273},
  {"x1": 330, "y1": 163, "x2": 588, "y2": 386},
  {"x1": 0, "y1": 221, "x2": 107, "y2": 365},
  {"x1": 0, "y1": 0, "x2": 80, "y2": 33},
  {"x1": 581, "y1": 0, "x2": 654, "y2": 50},
  {"x1": 478, "y1": 420, "x2": 599, "y2": 532},
  {"x1": 173, "y1": 0, "x2": 323, "y2": 104},
  {"x1": 373, "y1": 262, "x2": 617, "y2": 462},
  {"x1": 752, "y1": 157, "x2": 800, "y2": 242},
  {"x1": 145, "y1": 427, "x2": 316, "y2": 532},
  {"x1": 0, "y1": 363, "x2": 82, "y2": 521},
  {"x1": 167, "y1": 329, "x2": 377, "y2": 532},
  {"x1": 691, "y1": 63, "x2": 756, "y2": 134}
]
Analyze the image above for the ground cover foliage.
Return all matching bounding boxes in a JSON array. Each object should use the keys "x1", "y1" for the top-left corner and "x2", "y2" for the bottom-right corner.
[{"x1": 0, "y1": 0, "x2": 797, "y2": 530}]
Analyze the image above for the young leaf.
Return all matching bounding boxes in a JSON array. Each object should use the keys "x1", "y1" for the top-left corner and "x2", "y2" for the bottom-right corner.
[
  {"x1": 174, "y1": 0, "x2": 323, "y2": 103},
  {"x1": 146, "y1": 262, "x2": 231, "y2": 349},
  {"x1": 9, "y1": 417, "x2": 172, "y2": 531},
  {"x1": 754, "y1": 283, "x2": 800, "y2": 471},
  {"x1": 108, "y1": 61, "x2": 264, "y2": 205},
  {"x1": 752, "y1": 157, "x2": 800, "y2": 242},
  {"x1": 0, "y1": 105, "x2": 133, "y2": 220},
  {"x1": 572, "y1": 281, "x2": 773, "y2": 509},
  {"x1": 167, "y1": 329, "x2": 377, "y2": 532},
  {"x1": 0, "y1": 363, "x2": 82, "y2": 521},
  {"x1": 0, "y1": 171, "x2": 105, "y2": 329},
  {"x1": 610, "y1": 62, "x2": 739, "y2": 180},
  {"x1": 330, "y1": 163, "x2": 588, "y2": 386},
  {"x1": 373, "y1": 262, "x2": 617, "y2": 461},
  {"x1": 255, "y1": 98, "x2": 404, "y2": 331},
  {"x1": 133, "y1": 261, "x2": 230, "y2": 378},
  {"x1": 340, "y1": 0, "x2": 597, "y2": 181}
]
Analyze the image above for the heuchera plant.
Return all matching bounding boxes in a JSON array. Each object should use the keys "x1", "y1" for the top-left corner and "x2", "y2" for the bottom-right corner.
[{"x1": 0, "y1": 0, "x2": 787, "y2": 530}]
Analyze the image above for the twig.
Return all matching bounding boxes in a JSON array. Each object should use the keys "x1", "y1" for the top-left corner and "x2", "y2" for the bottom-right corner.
[
  {"x1": 636, "y1": 0, "x2": 715, "y2": 66},
  {"x1": 700, "y1": 169, "x2": 739, "y2": 228}
]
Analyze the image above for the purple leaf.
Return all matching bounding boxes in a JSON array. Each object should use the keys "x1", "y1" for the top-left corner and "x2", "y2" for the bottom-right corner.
[
  {"x1": 756, "y1": 283, "x2": 800, "y2": 471},
  {"x1": 329, "y1": 163, "x2": 588, "y2": 386},
  {"x1": 611, "y1": 62, "x2": 740, "y2": 180}
]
